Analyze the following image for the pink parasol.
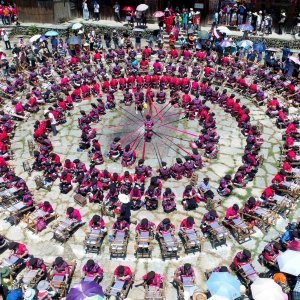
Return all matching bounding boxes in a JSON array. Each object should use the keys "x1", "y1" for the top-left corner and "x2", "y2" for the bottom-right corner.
[
  {"x1": 153, "y1": 11, "x2": 164, "y2": 18},
  {"x1": 288, "y1": 240, "x2": 300, "y2": 251}
]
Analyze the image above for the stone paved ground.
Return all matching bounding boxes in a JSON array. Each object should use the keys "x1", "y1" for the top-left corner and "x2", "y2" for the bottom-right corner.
[
  {"x1": 0, "y1": 81, "x2": 299, "y2": 299},
  {"x1": 0, "y1": 35, "x2": 299, "y2": 299}
]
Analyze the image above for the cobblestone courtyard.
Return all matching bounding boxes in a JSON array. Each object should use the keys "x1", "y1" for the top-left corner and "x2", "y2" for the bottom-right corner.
[{"x1": 0, "y1": 71, "x2": 298, "y2": 299}]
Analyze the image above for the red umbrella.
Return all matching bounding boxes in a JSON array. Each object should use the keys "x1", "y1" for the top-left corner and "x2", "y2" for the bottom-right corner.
[
  {"x1": 122, "y1": 6, "x2": 134, "y2": 12},
  {"x1": 288, "y1": 240, "x2": 300, "y2": 252},
  {"x1": 153, "y1": 11, "x2": 164, "y2": 18}
]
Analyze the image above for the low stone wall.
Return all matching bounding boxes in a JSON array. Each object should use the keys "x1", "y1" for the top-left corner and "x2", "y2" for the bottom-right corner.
[{"x1": 10, "y1": 24, "x2": 300, "y2": 48}]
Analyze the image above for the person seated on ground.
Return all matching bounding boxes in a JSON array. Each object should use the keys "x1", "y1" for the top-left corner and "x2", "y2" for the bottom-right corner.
[
  {"x1": 66, "y1": 206, "x2": 82, "y2": 224},
  {"x1": 51, "y1": 257, "x2": 70, "y2": 281},
  {"x1": 179, "y1": 216, "x2": 196, "y2": 236},
  {"x1": 21, "y1": 193, "x2": 34, "y2": 208},
  {"x1": 59, "y1": 172, "x2": 73, "y2": 194},
  {"x1": 129, "y1": 186, "x2": 143, "y2": 210},
  {"x1": 162, "y1": 188, "x2": 176, "y2": 213},
  {"x1": 144, "y1": 186, "x2": 158, "y2": 211},
  {"x1": 200, "y1": 209, "x2": 219, "y2": 235},
  {"x1": 82, "y1": 259, "x2": 103, "y2": 282},
  {"x1": 109, "y1": 137, "x2": 123, "y2": 160},
  {"x1": 135, "y1": 159, "x2": 152, "y2": 177},
  {"x1": 197, "y1": 177, "x2": 214, "y2": 201},
  {"x1": 121, "y1": 144, "x2": 136, "y2": 167},
  {"x1": 156, "y1": 161, "x2": 171, "y2": 180},
  {"x1": 8, "y1": 242, "x2": 28, "y2": 259},
  {"x1": 142, "y1": 271, "x2": 164, "y2": 289},
  {"x1": 156, "y1": 218, "x2": 175, "y2": 237},
  {"x1": 174, "y1": 263, "x2": 195, "y2": 287},
  {"x1": 182, "y1": 185, "x2": 199, "y2": 210},
  {"x1": 36, "y1": 201, "x2": 53, "y2": 216},
  {"x1": 260, "y1": 185, "x2": 276, "y2": 205},
  {"x1": 211, "y1": 266, "x2": 230, "y2": 274},
  {"x1": 280, "y1": 228, "x2": 299, "y2": 250},
  {"x1": 112, "y1": 217, "x2": 130, "y2": 237},
  {"x1": 262, "y1": 241, "x2": 282, "y2": 265},
  {"x1": 113, "y1": 265, "x2": 133, "y2": 289},
  {"x1": 25, "y1": 257, "x2": 46, "y2": 273},
  {"x1": 217, "y1": 175, "x2": 233, "y2": 196},
  {"x1": 88, "y1": 214, "x2": 107, "y2": 234},
  {"x1": 232, "y1": 249, "x2": 252, "y2": 269},
  {"x1": 35, "y1": 201, "x2": 54, "y2": 231},
  {"x1": 225, "y1": 204, "x2": 240, "y2": 225},
  {"x1": 243, "y1": 197, "x2": 260, "y2": 214},
  {"x1": 135, "y1": 218, "x2": 155, "y2": 238}
]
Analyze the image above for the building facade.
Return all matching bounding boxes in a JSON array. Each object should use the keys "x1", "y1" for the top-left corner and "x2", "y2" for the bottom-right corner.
[{"x1": 15, "y1": 0, "x2": 299, "y2": 29}]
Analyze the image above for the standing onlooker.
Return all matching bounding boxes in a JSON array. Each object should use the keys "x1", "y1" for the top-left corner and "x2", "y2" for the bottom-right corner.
[
  {"x1": 142, "y1": 12, "x2": 147, "y2": 27},
  {"x1": 267, "y1": 14, "x2": 273, "y2": 35},
  {"x1": 51, "y1": 36, "x2": 58, "y2": 51},
  {"x1": 104, "y1": 31, "x2": 111, "y2": 48},
  {"x1": 94, "y1": 1, "x2": 100, "y2": 21},
  {"x1": 213, "y1": 11, "x2": 219, "y2": 27},
  {"x1": 88, "y1": 30, "x2": 95, "y2": 51},
  {"x1": 252, "y1": 12, "x2": 258, "y2": 32},
  {"x1": 158, "y1": 17, "x2": 164, "y2": 31},
  {"x1": 82, "y1": 0, "x2": 89, "y2": 21},
  {"x1": 182, "y1": 10, "x2": 188, "y2": 30},
  {"x1": 257, "y1": 11, "x2": 263, "y2": 32},
  {"x1": 47, "y1": 108, "x2": 58, "y2": 136},
  {"x1": 112, "y1": 30, "x2": 119, "y2": 49},
  {"x1": 193, "y1": 12, "x2": 200, "y2": 31},
  {"x1": 147, "y1": 33, "x2": 154, "y2": 48},
  {"x1": 187, "y1": 21, "x2": 194, "y2": 35},
  {"x1": 237, "y1": 3, "x2": 245, "y2": 25},
  {"x1": 2, "y1": 30, "x2": 11, "y2": 50},
  {"x1": 175, "y1": 13, "x2": 181, "y2": 30},
  {"x1": 3, "y1": 6, "x2": 10, "y2": 25},
  {"x1": 135, "y1": 34, "x2": 141, "y2": 52},
  {"x1": 113, "y1": 2, "x2": 120, "y2": 22},
  {"x1": 136, "y1": 10, "x2": 142, "y2": 27},
  {"x1": 278, "y1": 11, "x2": 286, "y2": 35},
  {"x1": 282, "y1": 44, "x2": 291, "y2": 62},
  {"x1": 246, "y1": 11, "x2": 252, "y2": 26}
]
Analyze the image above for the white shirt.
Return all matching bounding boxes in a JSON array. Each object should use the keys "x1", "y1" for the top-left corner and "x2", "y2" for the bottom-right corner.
[
  {"x1": 94, "y1": 4, "x2": 99, "y2": 12},
  {"x1": 3, "y1": 33, "x2": 9, "y2": 42},
  {"x1": 48, "y1": 112, "x2": 56, "y2": 125},
  {"x1": 114, "y1": 4, "x2": 120, "y2": 13}
]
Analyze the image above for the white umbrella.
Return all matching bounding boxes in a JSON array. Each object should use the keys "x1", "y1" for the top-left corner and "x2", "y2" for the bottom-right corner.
[
  {"x1": 136, "y1": 4, "x2": 149, "y2": 11},
  {"x1": 251, "y1": 278, "x2": 284, "y2": 300},
  {"x1": 72, "y1": 23, "x2": 83, "y2": 30},
  {"x1": 29, "y1": 34, "x2": 41, "y2": 43},
  {"x1": 217, "y1": 26, "x2": 232, "y2": 34},
  {"x1": 277, "y1": 250, "x2": 300, "y2": 276},
  {"x1": 289, "y1": 56, "x2": 300, "y2": 65},
  {"x1": 208, "y1": 296, "x2": 229, "y2": 300}
]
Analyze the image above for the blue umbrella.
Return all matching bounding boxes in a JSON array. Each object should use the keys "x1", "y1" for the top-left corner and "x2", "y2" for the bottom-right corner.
[
  {"x1": 67, "y1": 36, "x2": 81, "y2": 45},
  {"x1": 253, "y1": 42, "x2": 266, "y2": 53},
  {"x1": 67, "y1": 281, "x2": 104, "y2": 300},
  {"x1": 206, "y1": 272, "x2": 241, "y2": 300},
  {"x1": 238, "y1": 24, "x2": 254, "y2": 31},
  {"x1": 45, "y1": 30, "x2": 59, "y2": 37}
]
